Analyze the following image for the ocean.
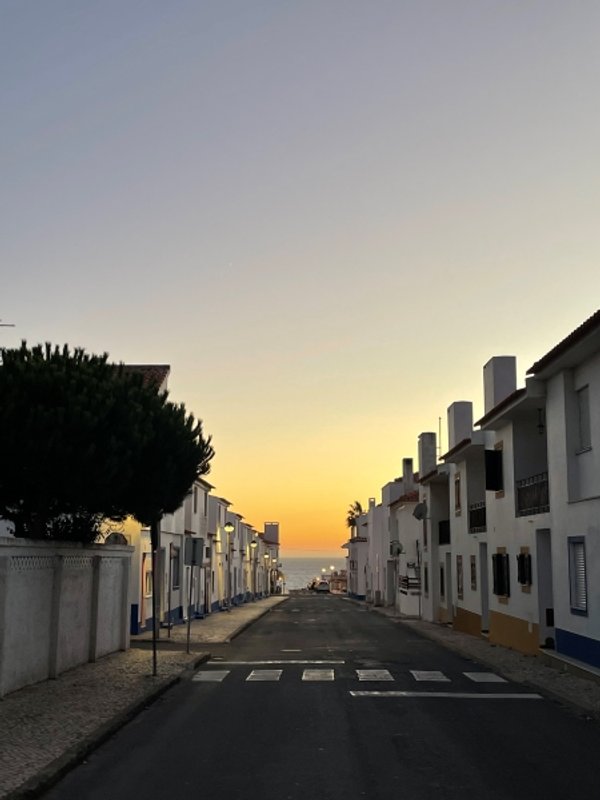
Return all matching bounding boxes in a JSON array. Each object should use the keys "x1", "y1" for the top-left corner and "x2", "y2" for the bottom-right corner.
[{"x1": 280, "y1": 556, "x2": 347, "y2": 591}]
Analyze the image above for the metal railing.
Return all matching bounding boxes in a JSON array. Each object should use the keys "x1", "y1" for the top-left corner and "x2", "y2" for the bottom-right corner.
[
  {"x1": 516, "y1": 472, "x2": 549, "y2": 516},
  {"x1": 469, "y1": 501, "x2": 486, "y2": 533}
]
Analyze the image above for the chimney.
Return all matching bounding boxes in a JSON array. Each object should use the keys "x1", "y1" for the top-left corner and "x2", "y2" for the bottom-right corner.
[
  {"x1": 447, "y1": 402, "x2": 473, "y2": 449},
  {"x1": 483, "y1": 356, "x2": 517, "y2": 414},
  {"x1": 368, "y1": 497, "x2": 376, "y2": 509},
  {"x1": 418, "y1": 432, "x2": 437, "y2": 477},
  {"x1": 402, "y1": 458, "x2": 414, "y2": 492}
]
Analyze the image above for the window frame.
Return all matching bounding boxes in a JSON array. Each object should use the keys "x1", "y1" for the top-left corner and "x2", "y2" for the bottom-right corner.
[{"x1": 568, "y1": 536, "x2": 588, "y2": 615}]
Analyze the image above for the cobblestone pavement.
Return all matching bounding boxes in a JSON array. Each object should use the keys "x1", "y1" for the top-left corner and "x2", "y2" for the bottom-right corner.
[
  {"x1": 0, "y1": 596, "x2": 287, "y2": 800},
  {"x1": 366, "y1": 603, "x2": 600, "y2": 720}
]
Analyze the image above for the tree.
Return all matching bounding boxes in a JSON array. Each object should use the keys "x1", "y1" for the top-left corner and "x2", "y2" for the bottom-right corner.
[
  {"x1": 0, "y1": 342, "x2": 214, "y2": 541},
  {"x1": 346, "y1": 500, "x2": 364, "y2": 529}
]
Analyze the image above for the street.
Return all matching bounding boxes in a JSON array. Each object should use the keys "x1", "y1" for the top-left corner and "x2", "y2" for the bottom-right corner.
[{"x1": 42, "y1": 596, "x2": 599, "y2": 800}]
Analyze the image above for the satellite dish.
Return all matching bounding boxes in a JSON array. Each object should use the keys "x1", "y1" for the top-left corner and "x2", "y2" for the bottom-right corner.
[
  {"x1": 412, "y1": 502, "x2": 427, "y2": 521},
  {"x1": 390, "y1": 541, "x2": 403, "y2": 556}
]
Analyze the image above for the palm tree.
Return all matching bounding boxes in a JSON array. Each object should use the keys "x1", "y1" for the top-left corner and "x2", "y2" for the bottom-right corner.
[{"x1": 346, "y1": 500, "x2": 364, "y2": 529}]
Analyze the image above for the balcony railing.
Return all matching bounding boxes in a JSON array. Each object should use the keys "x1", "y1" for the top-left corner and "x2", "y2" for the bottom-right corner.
[
  {"x1": 516, "y1": 472, "x2": 549, "y2": 516},
  {"x1": 469, "y1": 502, "x2": 486, "y2": 533}
]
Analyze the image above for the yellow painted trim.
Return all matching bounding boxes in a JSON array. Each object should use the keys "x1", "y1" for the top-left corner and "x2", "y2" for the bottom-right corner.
[{"x1": 489, "y1": 610, "x2": 539, "y2": 655}]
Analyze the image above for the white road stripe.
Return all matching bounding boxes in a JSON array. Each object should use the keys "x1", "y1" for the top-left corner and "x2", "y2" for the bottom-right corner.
[
  {"x1": 193, "y1": 671, "x2": 230, "y2": 682},
  {"x1": 246, "y1": 669, "x2": 282, "y2": 682},
  {"x1": 217, "y1": 660, "x2": 344, "y2": 665},
  {"x1": 302, "y1": 669, "x2": 335, "y2": 681},
  {"x1": 463, "y1": 672, "x2": 507, "y2": 683},
  {"x1": 350, "y1": 691, "x2": 542, "y2": 699},
  {"x1": 410, "y1": 670, "x2": 450, "y2": 682},
  {"x1": 356, "y1": 669, "x2": 394, "y2": 682}
]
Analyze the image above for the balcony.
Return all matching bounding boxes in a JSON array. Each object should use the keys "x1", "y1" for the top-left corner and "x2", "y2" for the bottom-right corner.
[
  {"x1": 516, "y1": 472, "x2": 549, "y2": 516},
  {"x1": 469, "y1": 502, "x2": 487, "y2": 533}
]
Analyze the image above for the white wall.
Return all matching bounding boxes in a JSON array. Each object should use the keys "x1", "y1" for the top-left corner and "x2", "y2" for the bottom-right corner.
[{"x1": 0, "y1": 539, "x2": 132, "y2": 697}]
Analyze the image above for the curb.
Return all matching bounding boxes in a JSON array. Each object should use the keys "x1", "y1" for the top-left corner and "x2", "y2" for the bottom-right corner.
[
  {"x1": 223, "y1": 596, "x2": 290, "y2": 643},
  {"x1": 5, "y1": 652, "x2": 210, "y2": 800}
]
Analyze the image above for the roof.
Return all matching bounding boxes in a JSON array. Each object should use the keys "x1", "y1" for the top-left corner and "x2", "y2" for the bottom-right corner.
[
  {"x1": 475, "y1": 387, "x2": 527, "y2": 427},
  {"x1": 440, "y1": 437, "x2": 471, "y2": 462},
  {"x1": 527, "y1": 309, "x2": 600, "y2": 376},
  {"x1": 390, "y1": 490, "x2": 419, "y2": 507},
  {"x1": 122, "y1": 364, "x2": 170, "y2": 388}
]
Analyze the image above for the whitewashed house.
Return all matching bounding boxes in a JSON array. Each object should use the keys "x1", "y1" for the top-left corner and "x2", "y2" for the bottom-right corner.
[
  {"x1": 475, "y1": 357, "x2": 552, "y2": 654},
  {"x1": 525, "y1": 310, "x2": 600, "y2": 669},
  {"x1": 440, "y1": 401, "x2": 494, "y2": 638},
  {"x1": 418, "y1": 432, "x2": 451, "y2": 624},
  {"x1": 343, "y1": 515, "x2": 368, "y2": 600}
]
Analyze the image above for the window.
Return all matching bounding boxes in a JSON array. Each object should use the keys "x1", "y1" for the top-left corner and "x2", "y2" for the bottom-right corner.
[
  {"x1": 569, "y1": 537, "x2": 587, "y2": 614},
  {"x1": 577, "y1": 386, "x2": 591, "y2": 451},
  {"x1": 470, "y1": 555, "x2": 477, "y2": 591},
  {"x1": 485, "y1": 449, "x2": 503, "y2": 492},
  {"x1": 454, "y1": 473, "x2": 461, "y2": 514},
  {"x1": 456, "y1": 555, "x2": 464, "y2": 600},
  {"x1": 144, "y1": 570, "x2": 153, "y2": 596},
  {"x1": 170, "y1": 545, "x2": 181, "y2": 589},
  {"x1": 203, "y1": 491, "x2": 208, "y2": 516},
  {"x1": 516, "y1": 552, "x2": 533, "y2": 586},
  {"x1": 193, "y1": 486, "x2": 198, "y2": 513},
  {"x1": 424, "y1": 564, "x2": 429, "y2": 595},
  {"x1": 440, "y1": 566, "x2": 445, "y2": 598},
  {"x1": 492, "y1": 552, "x2": 510, "y2": 597}
]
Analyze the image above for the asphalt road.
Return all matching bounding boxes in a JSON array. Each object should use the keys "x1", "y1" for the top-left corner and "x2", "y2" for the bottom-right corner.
[{"x1": 42, "y1": 595, "x2": 600, "y2": 800}]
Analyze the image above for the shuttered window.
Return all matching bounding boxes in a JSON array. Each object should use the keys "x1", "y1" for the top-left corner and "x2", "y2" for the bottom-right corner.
[
  {"x1": 492, "y1": 553, "x2": 510, "y2": 597},
  {"x1": 569, "y1": 538, "x2": 587, "y2": 614}
]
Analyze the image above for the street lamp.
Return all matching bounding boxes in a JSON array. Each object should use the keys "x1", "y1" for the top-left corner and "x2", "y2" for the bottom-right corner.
[
  {"x1": 263, "y1": 553, "x2": 270, "y2": 595},
  {"x1": 250, "y1": 538, "x2": 258, "y2": 599},
  {"x1": 224, "y1": 521, "x2": 234, "y2": 610}
]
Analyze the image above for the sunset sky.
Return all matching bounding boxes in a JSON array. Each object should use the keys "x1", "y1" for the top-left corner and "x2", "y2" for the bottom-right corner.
[{"x1": 2, "y1": 1, "x2": 600, "y2": 557}]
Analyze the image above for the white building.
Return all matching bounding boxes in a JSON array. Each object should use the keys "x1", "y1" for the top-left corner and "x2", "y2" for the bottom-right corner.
[{"x1": 526, "y1": 310, "x2": 600, "y2": 669}]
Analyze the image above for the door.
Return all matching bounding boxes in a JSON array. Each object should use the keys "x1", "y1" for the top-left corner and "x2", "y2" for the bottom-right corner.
[
  {"x1": 479, "y1": 543, "x2": 489, "y2": 632},
  {"x1": 536, "y1": 529, "x2": 555, "y2": 647}
]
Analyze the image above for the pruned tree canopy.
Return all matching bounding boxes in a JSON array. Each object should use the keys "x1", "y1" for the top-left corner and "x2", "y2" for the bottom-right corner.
[{"x1": 0, "y1": 342, "x2": 214, "y2": 541}]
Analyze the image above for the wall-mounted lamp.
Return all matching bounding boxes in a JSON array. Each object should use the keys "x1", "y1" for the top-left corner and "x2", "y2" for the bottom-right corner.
[{"x1": 537, "y1": 409, "x2": 545, "y2": 436}]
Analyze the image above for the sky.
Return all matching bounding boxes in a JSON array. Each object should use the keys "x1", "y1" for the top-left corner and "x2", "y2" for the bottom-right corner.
[{"x1": 2, "y1": 1, "x2": 600, "y2": 557}]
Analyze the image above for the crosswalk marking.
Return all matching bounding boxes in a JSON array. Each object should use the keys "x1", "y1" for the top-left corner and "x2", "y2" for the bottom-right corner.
[
  {"x1": 246, "y1": 669, "x2": 282, "y2": 682},
  {"x1": 350, "y1": 691, "x2": 542, "y2": 700},
  {"x1": 410, "y1": 670, "x2": 450, "y2": 682},
  {"x1": 216, "y1": 660, "x2": 344, "y2": 665},
  {"x1": 356, "y1": 669, "x2": 394, "y2": 682},
  {"x1": 302, "y1": 669, "x2": 334, "y2": 681},
  {"x1": 192, "y1": 670, "x2": 230, "y2": 682},
  {"x1": 463, "y1": 672, "x2": 507, "y2": 683}
]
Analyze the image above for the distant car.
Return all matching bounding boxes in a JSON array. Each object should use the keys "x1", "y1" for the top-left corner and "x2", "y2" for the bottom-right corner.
[{"x1": 315, "y1": 580, "x2": 330, "y2": 593}]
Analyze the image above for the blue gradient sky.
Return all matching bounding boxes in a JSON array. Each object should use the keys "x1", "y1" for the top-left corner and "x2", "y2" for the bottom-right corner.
[{"x1": 2, "y1": 1, "x2": 600, "y2": 555}]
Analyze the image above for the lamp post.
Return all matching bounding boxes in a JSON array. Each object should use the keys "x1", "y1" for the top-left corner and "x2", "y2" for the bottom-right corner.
[
  {"x1": 250, "y1": 539, "x2": 258, "y2": 599},
  {"x1": 224, "y1": 521, "x2": 234, "y2": 610},
  {"x1": 263, "y1": 553, "x2": 270, "y2": 596}
]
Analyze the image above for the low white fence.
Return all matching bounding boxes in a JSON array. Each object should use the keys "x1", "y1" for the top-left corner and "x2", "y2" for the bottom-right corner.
[{"x1": 0, "y1": 538, "x2": 132, "y2": 697}]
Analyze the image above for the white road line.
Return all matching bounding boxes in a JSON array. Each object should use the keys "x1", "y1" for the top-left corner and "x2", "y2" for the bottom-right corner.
[
  {"x1": 246, "y1": 669, "x2": 283, "y2": 682},
  {"x1": 463, "y1": 672, "x2": 507, "y2": 683},
  {"x1": 217, "y1": 660, "x2": 345, "y2": 665},
  {"x1": 356, "y1": 669, "x2": 394, "y2": 682},
  {"x1": 302, "y1": 669, "x2": 335, "y2": 681},
  {"x1": 193, "y1": 671, "x2": 230, "y2": 682},
  {"x1": 410, "y1": 670, "x2": 450, "y2": 682},
  {"x1": 350, "y1": 691, "x2": 542, "y2": 700},
  {"x1": 281, "y1": 649, "x2": 302, "y2": 652}
]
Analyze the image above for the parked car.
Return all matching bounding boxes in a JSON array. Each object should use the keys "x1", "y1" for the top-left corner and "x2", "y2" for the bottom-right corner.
[{"x1": 315, "y1": 580, "x2": 330, "y2": 593}]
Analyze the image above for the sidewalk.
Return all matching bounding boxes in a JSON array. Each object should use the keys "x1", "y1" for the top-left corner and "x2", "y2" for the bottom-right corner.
[
  {"x1": 365, "y1": 602, "x2": 600, "y2": 720},
  {"x1": 0, "y1": 596, "x2": 287, "y2": 800}
]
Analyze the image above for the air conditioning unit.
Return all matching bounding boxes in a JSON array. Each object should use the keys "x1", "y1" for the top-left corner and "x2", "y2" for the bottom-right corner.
[{"x1": 390, "y1": 541, "x2": 403, "y2": 557}]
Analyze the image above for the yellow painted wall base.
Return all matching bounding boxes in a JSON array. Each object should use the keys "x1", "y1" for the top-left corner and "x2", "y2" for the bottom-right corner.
[
  {"x1": 437, "y1": 605, "x2": 452, "y2": 624},
  {"x1": 453, "y1": 606, "x2": 483, "y2": 638},
  {"x1": 489, "y1": 610, "x2": 539, "y2": 655}
]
